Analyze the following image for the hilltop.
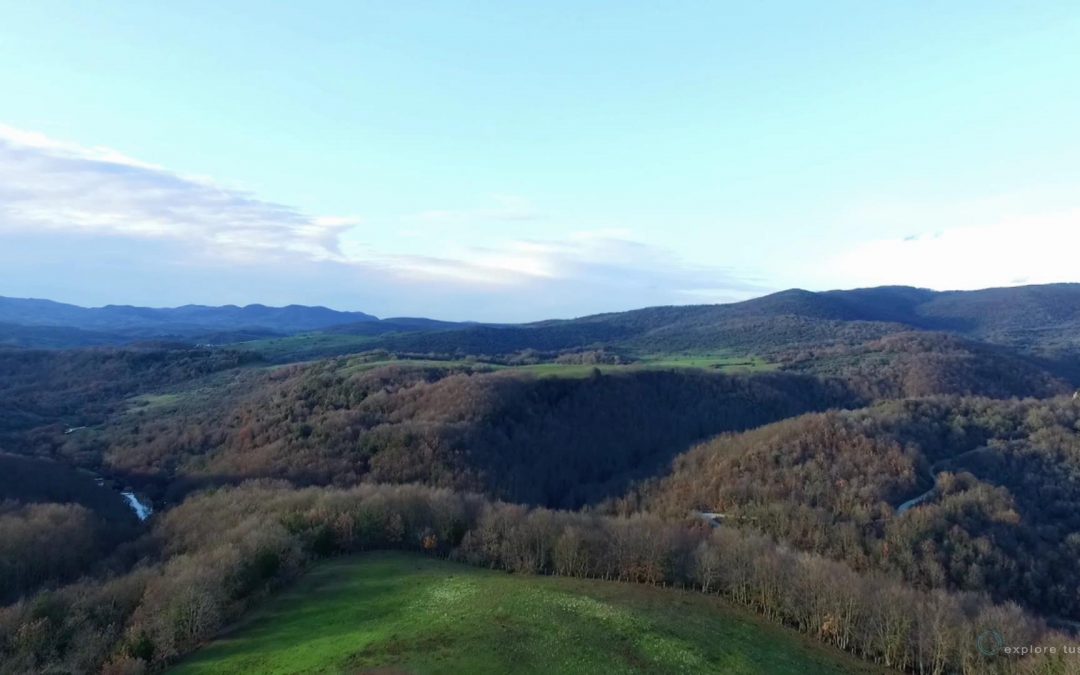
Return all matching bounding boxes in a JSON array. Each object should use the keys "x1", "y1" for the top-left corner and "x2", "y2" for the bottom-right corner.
[{"x1": 5, "y1": 284, "x2": 1080, "y2": 359}]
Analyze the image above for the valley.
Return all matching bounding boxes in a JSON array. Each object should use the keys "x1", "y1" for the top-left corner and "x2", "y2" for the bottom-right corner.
[
  {"x1": 3, "y1": 6, "x2": 1074, "y2": 671},
  {"x1": 3, "y1": 283, "x2": 1080, "y2": 674}
]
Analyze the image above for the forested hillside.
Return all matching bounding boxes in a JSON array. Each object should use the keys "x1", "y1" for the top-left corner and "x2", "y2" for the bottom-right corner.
[
  {"x1": 0, "y1": 346, "x2": 262, "y2": 453},
  {"x1": 356, "y1": 283, "x2": 1080, "y2": 366},
  {"x1": 4, "y1": 285, "x2": 1080, "y2": 674},
  {"x1": 778, "y1": 332, "x2": 1071, "y2": 399},
  {"x1": 4, "y1": 335, "x2": 1070, "y2": 512},
  {"x1": 58, "y1": 360, "x2": 856, "y2": 507},
  {"x1": 632, "y1": 396, "x2": 1080, "y2": 619}
]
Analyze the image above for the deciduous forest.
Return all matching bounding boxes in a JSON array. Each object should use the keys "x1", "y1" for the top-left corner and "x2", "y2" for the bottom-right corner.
[{"x1": 3, "y1": 284, "x2": 1080, "y2": 673}]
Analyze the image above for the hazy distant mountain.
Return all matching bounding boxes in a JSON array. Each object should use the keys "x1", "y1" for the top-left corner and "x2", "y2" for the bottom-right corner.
[
  {"x1": 576, "y1": 283, "x2": 1080, "y2": 339},
  {"x1": 5, "y1": 284, "x2": 1080, "y2": 369},
  {"x1": 0, "y1": 296, "x2": 378, "y2": 335},
  {"x1": 0, "y1": 322, "x2": 128, "y2": 349}
]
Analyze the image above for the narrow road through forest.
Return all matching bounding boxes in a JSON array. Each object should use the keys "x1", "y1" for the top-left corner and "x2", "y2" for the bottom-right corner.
[{"x1": 895, "y1": 447, "x2": 987, "y2": 514}]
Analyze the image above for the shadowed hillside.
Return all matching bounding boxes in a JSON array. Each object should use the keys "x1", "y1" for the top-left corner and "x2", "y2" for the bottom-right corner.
[
  {"x1": 73, "y1": 363, "x2": 857, "y2": 508},
  {"x1": 0, "y1": 454, "x2": 142, "y2": 603}
]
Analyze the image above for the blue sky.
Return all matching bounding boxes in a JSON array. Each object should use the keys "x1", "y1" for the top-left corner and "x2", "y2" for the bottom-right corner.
[{"x1": 1, "y1": 1, "x2": 1078, "y2": 321}]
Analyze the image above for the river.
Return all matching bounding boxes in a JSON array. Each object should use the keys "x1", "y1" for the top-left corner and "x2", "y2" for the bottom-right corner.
[
  {"x1": 121, "y1": 491, "x2": 153, "y2": 521},
  {"x1": 91, "y1": 473, "x2": 153, "y2": 521}
]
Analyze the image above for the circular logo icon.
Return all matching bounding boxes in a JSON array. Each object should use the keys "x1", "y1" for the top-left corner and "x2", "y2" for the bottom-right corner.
[{"x1": 977, "y1": 629, "x2": 1005, "y2": 656}]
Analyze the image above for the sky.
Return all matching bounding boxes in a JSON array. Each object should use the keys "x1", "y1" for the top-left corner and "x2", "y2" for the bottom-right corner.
[{"x1": 0, "y1": 1, "x2": 1078, "y2": 321}]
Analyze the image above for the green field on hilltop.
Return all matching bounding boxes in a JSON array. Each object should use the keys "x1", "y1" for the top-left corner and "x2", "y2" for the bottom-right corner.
[
  {"x1": 506, "y1": 353, "x2": 774, "y2": 378},
  {"x1": 635, "y1": 352, "x2": 776, "y2": 371},
  {"x1": 235, "y1": 330, "x2": 777, "y2": 376},
  {"x1": 333, "y1": 352, "x2": 775, "y2": 379},
  {"x1": 338, "y1": 357, "x2": 495, "y2": 375},
  {"x1": 172, "y1": 552, "x2": 878, "y2": 675}
]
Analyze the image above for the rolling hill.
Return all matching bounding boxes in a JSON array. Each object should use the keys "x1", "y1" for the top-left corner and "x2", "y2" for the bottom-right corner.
[
  {"x1": 55, "y1": 360, "x2": 856, "y2": 508},
  {"x1": 172, "y1": 552, "x2": 880, "y2": 675},
  {"x1": 369, "y1": 283, "x2": 1080, "y2": 360},
  {"x1": 7, "y1": 284, "x2": 1080, "y2": 364}
]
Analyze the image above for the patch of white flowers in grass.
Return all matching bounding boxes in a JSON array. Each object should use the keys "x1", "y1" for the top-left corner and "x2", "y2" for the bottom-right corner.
[
  {"x1": 550, "y1": 592, "x2": 708, "y2": 671},
  {"x1": 639, "y1": 634, "x2": 711, "y2": 671},
  {"x1": 411, "y1": 577, "x2": 480, "y2": 622},
  {"x1": 552, "y1": 594, "x2": 629, "y2": 625}
]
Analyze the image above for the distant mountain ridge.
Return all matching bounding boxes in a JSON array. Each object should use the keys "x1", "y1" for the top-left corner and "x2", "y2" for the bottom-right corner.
[
  {"x1": 4, "y1": 284, "x2": 1080, "y2": 368},
  {"x1": 0, "y1": 296, "x2": 379, "y2": 335},
  {"x1": 571, "y1": 283, "x2": 1080, "y2": 334},
  {"x1": 351, "y1": 283, "x2": 1080, "y2": 388}
]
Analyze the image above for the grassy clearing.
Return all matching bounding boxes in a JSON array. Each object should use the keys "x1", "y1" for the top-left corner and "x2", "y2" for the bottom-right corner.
[
  {"x1": 235, "y1": 331, "x2": 776, "y2": 376},
  {"x1": 173, "y1": 552, "x2": 879, "y2": 675},
  {"x1": 338, "y1": 358, "x2": 497, "y2": 375},
  {"x1": 121, "y1": 369, "x2": 255, "y2": 417},
  {"x1": 125, "y1": 392, "x2": 185, "y2": 412},
  {"x1": 635, "y1": 352, "x2": 776, "y2": 372},
  {"x1": 511, "y1": 354, "x2": 775, "y2": 379},
  {"x1": 330, "y1": 354, "x2": 775, "y2": 380}
]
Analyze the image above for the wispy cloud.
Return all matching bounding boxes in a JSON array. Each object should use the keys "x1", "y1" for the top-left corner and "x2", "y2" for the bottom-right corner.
[
  {"x1": 0, "y1": 124, "x2": 356, "y2": 263},
  {"x1": 368, "y1": 230, "x2": 762, "y2": 297},
  {"x1": 0, "y1": 124, "x2": 761, "y2": 319}
]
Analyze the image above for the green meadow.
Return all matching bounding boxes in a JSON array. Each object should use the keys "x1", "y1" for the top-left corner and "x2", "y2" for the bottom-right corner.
[
  {"x1": 172, "y1": 552, "x2": 879, "y2": 675},
  {"x1": 335, "y1": 352, "x2": 776, "y2": 379},
  {"x1": 236, "y1": 329, "x2": 776, "y2": 377}
]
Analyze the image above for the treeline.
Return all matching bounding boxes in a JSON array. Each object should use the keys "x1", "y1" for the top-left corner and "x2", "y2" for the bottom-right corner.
[
  {"x1": 316, "y1": 346, "x2": 632, "y2": 367},
  {"x1": 71, "y1": 363, "x2": 858, "y2": 507},
  {"x1": 358, "y1": 287, "x2": 916, "y2": 357},
  {"x1": 0, "y1": 455, "x2": 141, "y2": 603},
  {"x1": 364, "y1": 284, "x2": 1080, "y2": 376},
  {"x1": 371, "y1": 321, "x2": 638, "y2": 356},
  {"x1": 365, "y1": 312, "x2": 907, "y2": 359},
  {"x1": 633, "y1": 396, "x2": 1080, "y2": 619},
  {"x1": 0, "y1": 481, "x2": 1071, "y2": 674}
]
